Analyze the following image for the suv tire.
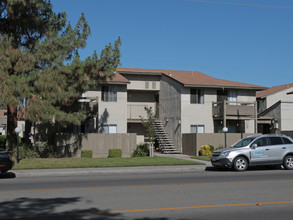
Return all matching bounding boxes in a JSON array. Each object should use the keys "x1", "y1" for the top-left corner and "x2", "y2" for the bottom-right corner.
[
  {"x1": 283, "y1": 155, "x2": 293, "y2": 170},
  {"x1": 233, "y1": 157, "x2": 248, "y2": 172}
]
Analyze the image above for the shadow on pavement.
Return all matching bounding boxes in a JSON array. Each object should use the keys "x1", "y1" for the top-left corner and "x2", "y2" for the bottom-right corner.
[
  {"x1": 0, "y1": 197, "x2": 171, "y2": 220},
  {"x1": 0, "y1": 172, "x2": 16, "y2": 179},
  {"x1": 205, "y1": 165, "x2": 284, "y2": 172}
]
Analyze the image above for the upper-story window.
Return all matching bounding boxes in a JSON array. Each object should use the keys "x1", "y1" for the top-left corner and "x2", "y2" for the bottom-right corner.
[
  {"x1": 190, "y1": 89, "x2": 204, "y2": 104},
  {"x1": 217, "y1": 89, "x2": 237, "y2": 105},
  {"x1": 102, "y1": 85, "x2": 117, "y2": 102}
]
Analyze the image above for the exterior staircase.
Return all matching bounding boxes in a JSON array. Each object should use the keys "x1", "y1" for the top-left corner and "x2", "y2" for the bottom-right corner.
[{"x1": 153, "y1": 120, "x2": 179, "y2": 154}]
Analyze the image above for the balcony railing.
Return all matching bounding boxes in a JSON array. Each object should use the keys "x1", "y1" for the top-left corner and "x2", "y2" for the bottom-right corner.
[
  {"x1": 212, "y1": 101, "x2": 257, "y2": 119},
  {"x1": 127, "y1": 103, "x2": 156, "y2": 121}
]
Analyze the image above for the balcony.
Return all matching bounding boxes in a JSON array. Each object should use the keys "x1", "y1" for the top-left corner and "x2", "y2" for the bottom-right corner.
[
  {"x1": 212, "y1": 101, "x2": 257, "y2": 120},
  {"x1": 127, "y1": 103, "x2": 156, "y2": 122}
]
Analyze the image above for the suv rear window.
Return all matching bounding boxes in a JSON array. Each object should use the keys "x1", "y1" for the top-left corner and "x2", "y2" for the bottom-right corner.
[
  {"x1": 269, "y1": 137, "x2": 283, "y2": 145},
  {"x1": 282, "y1": 137, "x2": 293, "y2": 144}
]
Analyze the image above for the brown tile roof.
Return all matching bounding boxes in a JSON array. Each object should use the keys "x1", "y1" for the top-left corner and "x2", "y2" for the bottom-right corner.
[
  {"x1": 111, "y1": 72, "x2": 129, "y2": 83},
  {"x1": 117, "y1": 67, "x2": 266, "y2": 90},
  {"x1": 256, "y1": 83, "x2": 293, "y2": 98},
  {"x1": 101, "y1": 72, "x2": 129, "y2": 84}
]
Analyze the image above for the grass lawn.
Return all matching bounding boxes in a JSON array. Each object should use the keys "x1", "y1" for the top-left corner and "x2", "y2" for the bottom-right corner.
[
  {"x1": 12, "y1": 156, "x2": 205, "y2": 170},
  {"x1": 191, "y1": 156, "x2": 211, "y2": 161}
]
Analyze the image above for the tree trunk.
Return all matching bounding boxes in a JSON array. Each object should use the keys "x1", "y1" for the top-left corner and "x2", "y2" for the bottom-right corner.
[{"x1": 6, "y1": 104, "x2": 18, "y2": 151}]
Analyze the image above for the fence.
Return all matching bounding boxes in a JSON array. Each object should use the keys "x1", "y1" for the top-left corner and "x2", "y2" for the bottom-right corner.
[
  {"x1": 51, "y1": 133, "x2": 137, "y2": 158},
  {"x1": 182, "y1": 133, "x2": 259, "y2": 156}
]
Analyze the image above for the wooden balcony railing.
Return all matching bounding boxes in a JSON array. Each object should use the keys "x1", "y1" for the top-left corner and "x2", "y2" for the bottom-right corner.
[
  {"x1": 212, "y1": 101, "x2": 257, "y2": 119},
  {"x1": 127, "y1": 103, "x2": 156, "y2": 121}
]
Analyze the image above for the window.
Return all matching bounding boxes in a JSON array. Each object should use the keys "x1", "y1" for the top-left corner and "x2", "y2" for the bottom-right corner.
[
  {"x1": 283, "y1": 137, "x2": 293, "y2": 144},
  {"x1": 217, "y1": 90, "x2": 228, "y2": 102},
  {"x1": 269, "y1": 137, "x2": 283, "y2": 145},
  {"x1": 190, "y1": 125, "x2": 205, "y2": 133},
  {"x1": 102, "y1": 86, "x2": 117, "y2": 102},
  {"x1": 100, "y1": 124, "x2": 117, "y2": 133},
  {"x1": 253, "y1": 137, "x2": 268, "y2": 147},
  {"x1": 228, "y1": 90, "x2": 237, "y2": 105},
  {"x1": 217, "y1": 89, "x2": 237, "y2": 105},
  {"x1": 190, "y1": 89, "x2": 204, "y2": 104}
]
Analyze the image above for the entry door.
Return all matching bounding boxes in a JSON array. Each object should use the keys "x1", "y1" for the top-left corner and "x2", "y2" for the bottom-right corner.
[
  {"x1": 250, "y1": 137, "x2": 271, "y2": 165},
  {"x1": 266, "y1": 137, "x2": 285, "y2": 163}
]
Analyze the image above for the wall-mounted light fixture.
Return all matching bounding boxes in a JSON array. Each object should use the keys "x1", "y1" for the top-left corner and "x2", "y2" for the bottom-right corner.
[{"x1": 178, "y1": 119, "x2": 181, "y2": 125}]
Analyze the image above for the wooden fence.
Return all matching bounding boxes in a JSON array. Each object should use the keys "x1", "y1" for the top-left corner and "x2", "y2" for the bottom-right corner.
[{"x1": 182, "y1": 133, "x2": 259, "y2": 156}]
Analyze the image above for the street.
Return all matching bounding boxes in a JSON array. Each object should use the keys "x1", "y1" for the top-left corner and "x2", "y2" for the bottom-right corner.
[{"x1": 0, "y1": 165, "x2": 293, "y2": 220}]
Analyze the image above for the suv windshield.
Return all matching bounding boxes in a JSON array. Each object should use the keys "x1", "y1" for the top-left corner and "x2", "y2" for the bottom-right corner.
[{"x1": 232, "y1": 137, "x2": 257, "y2": 148}]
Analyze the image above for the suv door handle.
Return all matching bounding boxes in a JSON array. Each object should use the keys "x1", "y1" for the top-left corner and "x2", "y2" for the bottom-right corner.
[
  {"x1": 282, "y1": 147, "x2": 286, "y2": 149},
  {"x1": 265, "y1": 149, "x2": 270, "y2": 151}
]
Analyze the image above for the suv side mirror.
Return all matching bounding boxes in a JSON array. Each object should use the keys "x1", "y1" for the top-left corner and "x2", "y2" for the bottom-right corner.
[{"x1": 251, "y1": 144, "x2": 257, "y2": 149}]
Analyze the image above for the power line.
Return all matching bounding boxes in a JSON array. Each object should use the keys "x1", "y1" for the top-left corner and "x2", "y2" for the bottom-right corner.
[{"x1": 187, "y1": 0, "x2": 293, "y2": 9}]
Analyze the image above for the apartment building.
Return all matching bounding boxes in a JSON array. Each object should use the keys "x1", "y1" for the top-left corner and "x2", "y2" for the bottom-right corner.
[{"x1": 79, "y1": 68, "x2": 266, "y2": 152}]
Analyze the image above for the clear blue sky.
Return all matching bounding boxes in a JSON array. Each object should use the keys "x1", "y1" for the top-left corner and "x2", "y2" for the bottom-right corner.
[{"x1": 51, "y1": 0, "x2": 293, "y2": 87}]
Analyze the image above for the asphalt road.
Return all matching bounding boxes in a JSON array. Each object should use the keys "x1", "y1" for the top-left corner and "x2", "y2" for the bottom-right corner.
[{"x1": 0, "y1": 165, "x2": 293, "y2": 220}]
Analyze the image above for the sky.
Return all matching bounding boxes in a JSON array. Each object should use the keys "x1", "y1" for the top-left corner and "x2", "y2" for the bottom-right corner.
[{"x1": 51, "y1": 0, "x2": 293, "y2": 88}]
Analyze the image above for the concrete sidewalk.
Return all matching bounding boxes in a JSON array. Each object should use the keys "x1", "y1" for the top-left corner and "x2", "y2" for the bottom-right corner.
[{"x1": 154, "y1": 152, "x2": 211, "y2": 166}]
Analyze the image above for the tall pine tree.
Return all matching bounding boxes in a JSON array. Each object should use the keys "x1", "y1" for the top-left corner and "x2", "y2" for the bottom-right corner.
[{"x1": 0, "y1": 0, "x2": 121, "y2": 150}]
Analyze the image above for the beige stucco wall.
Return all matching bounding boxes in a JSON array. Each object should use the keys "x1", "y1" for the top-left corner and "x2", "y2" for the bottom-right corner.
[
  {"x1": 181, "y1": 88, "x2": 257, "y2": 134},
  {"x1": 181, "y1": 88, "x2": 215, "y2": 133},
  {"x1": 122, "y1": 74, "x2": 161, "y2": 91},
  {"x1": 237, "y1": 89, "x2": 256, "y2": 102},
  {"x1": 83, "y1": 84, "x2": 127, "y2": 133},
  {"x1": 266, "y1": 87, "x2": 293, "y2": 108},
  {"x1": 244, "y1": 120, "x2": 255, "y2": 133},
  {"x1": 281, "y1": 102, "x2": 293, "y2": 131}
]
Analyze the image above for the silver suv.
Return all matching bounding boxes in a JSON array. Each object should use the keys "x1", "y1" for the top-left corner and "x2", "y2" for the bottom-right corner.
[{"x1": 211, "y1": 134, "x2": 293, "y2": 171}]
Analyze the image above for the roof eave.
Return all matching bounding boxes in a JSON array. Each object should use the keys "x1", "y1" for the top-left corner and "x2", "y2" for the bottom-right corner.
[
  {"x1": 117, "y1": 71, "x2": 163, "y2": 76},
  {"x1": 184, "y1": 84, "x2": 267, "y2": 90},
  {"x1": 100, "y1": 81, "x2": 130, "y2": 85}
]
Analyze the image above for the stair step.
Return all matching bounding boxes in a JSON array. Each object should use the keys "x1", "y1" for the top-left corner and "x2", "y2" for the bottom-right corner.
[{"x1": 152, "y1": 120, "x2": 179, "y2": 154}]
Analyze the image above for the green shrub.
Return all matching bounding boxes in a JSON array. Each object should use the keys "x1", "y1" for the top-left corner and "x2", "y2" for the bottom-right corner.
[
  {"x1": 34, "y1": 141, "x2": 60, "y2": 158},
  {"x1": 132, "y1": 143, "x2": 149, "y2": 157},
  {"x1": 81, "y1": 150, "x2": 93, "y2": 158},
  {"x1": 108, "y1": 148, "x2": 122, "y2": 158},
  {"x1": 0, "y1": 135, "x2": 6, "y2": 149},
  {"x1": 13, "y1": 144, "x2": 39, "y2": 159}
]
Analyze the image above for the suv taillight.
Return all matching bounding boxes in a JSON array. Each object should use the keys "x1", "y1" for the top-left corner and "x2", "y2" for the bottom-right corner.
[{"x1": 9, "y1": 154, "x2": 12, "y2": 161}]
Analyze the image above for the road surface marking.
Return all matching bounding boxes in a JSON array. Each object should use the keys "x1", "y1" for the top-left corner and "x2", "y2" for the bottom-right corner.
[
  {"x1": 1, "y1": 201, "x2": 293, "y2": 219},
  {"x1": 1, "y1": 179, "x2": 293, "y2": 194}
]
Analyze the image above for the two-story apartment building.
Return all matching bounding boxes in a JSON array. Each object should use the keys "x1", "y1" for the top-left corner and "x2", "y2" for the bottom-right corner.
[
  {"x1": 257, "y1": 83, "x2": 293, "y2": 134},
  {"x1": 80, "y1": 68, "x2": 266, "y2": 152}
]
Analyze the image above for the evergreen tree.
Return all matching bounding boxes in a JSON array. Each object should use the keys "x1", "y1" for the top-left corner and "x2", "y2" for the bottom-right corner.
[{"x1": 0, "y1": 0, "x2": 121, "y2": 150}]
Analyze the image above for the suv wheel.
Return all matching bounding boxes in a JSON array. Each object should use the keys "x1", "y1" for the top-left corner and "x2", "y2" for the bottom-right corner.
[
  {"x1": 283, "y1": 155, "x2": 293, "y2": 170},
  {"x1": 233, "y1": 157, "x2": 248, "y2": 172}
]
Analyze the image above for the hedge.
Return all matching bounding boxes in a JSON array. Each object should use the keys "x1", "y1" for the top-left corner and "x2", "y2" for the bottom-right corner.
[{"x1": 108, "y1": 148, "x2": 122, "y2": 158}]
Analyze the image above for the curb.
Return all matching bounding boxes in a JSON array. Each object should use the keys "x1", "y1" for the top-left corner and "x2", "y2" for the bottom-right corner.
[{"x1": 12, "y1": 165, "x2": 209, "y2": 178}]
